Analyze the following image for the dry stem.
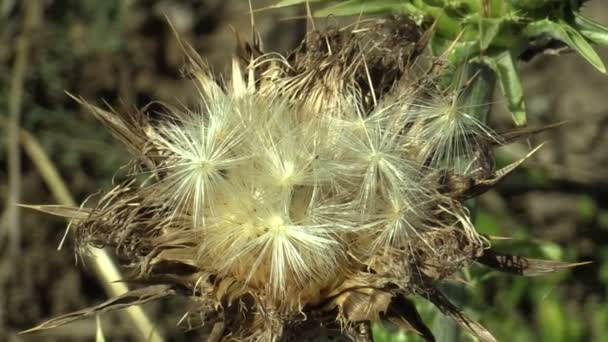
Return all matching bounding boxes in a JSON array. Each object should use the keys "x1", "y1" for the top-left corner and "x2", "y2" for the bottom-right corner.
[
  {"x1": 1, "y1": 0, "x2": 40, "y2": 334},
  {"x1": 19, "y1": 130, "x2": 164, "y2": 342},
  {"x1": 4, "y1": 0, "x2": 40, "y2": 258}
]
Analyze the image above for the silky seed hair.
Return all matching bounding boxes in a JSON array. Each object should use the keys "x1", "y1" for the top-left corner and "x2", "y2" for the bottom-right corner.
[{"x1": 118, "y1": 37, "x2": 490, "y2": 300}]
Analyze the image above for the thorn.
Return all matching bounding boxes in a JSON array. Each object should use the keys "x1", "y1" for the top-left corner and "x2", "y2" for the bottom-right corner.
[
  {"x1": 477, "y1": 249, "x2": 593, "y2": 276},
  {"x1": 495, "y1": 121, "x2": 569, "y2": 145},
  {"x1": 18, "y1": 203, "x2": 91, "y2": 219},
  {"x1": 455, "y1": 143, "x2": 545, "y2": 199}
]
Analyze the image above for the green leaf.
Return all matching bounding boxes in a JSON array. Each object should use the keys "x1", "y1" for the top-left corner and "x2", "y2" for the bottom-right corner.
[
  {"x1": 479, "y1": 51, "x2": 527, "y2": 125},
  {"x1": 507, "y1": 0, "x2": 560, "y2": 11},
  {"x1": 431, "y1": 284, "x2": 468, "y2": 342},
  {"x1": 274, "y1": 0, "x2": 327, "y2": 8},
  {"x1": 576, "y1": 195, "x2": 596, "y2": 222},
  {"x1": 599, "y1": 210, "x2": 608, "y2": 230},
  {"x1": 315, "y1": 0, "x2": 421, "y2": 17},
  {"x1": 525, "y1": 19, "x2": 606, "y2": 74},
  {"x1": 478, "y1": 17, "x2": 502, "y2": 50},
  {"x1": 573, "y1": 12, "x2": 608, "y2": 46},
  {"x1": 537, "y1": 298, "x2": 568, "y2": 342},
  {"x1": 430, "y1": 36, "x2": 480, "y2": 63},
  {"x1": 475, "y1": 211, "x2": 501, "y2": 235},
  {"x1": 538, "y1": 241, "x2": 564, "y2": 261},
  {"x1": 458, "y1": 63, "x2": 495, "y2": 122},
  {"x1": 421, "y1": 0, "x2": 445, "y2": 7}
]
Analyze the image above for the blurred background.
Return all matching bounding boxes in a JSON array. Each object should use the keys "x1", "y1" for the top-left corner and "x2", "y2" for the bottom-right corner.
[{"x1": 0, "y1": 0, "x2": 607, "y2": 341}]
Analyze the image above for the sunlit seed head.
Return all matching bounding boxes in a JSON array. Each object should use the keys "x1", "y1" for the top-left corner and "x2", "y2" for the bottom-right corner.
[
  {"x1": 131, "y1": 48, "x2": 486, "y2": 302},
  {"x1": 407, "y1": 92, "x2": 497, "y2": 174},
  {"x1": 149, "y1": 103, "x2": 247, "y2": 227}
]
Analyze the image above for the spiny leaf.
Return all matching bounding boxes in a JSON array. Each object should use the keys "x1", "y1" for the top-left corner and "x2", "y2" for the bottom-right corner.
[
  {"x1": 19, "y1": 204, "x2": 91, "y2": 219},
  {"x1": 458, "y1": 63, "x2": 494, "y2": 122},
  {"x1": 420, "y1": 286, "x2": 497, "y2": 342},
  {"x1": 448, "y1": 143, "x2": 544, "y2": 199},
  {"x1": 507, "y1": 0, "x2": 558, "y2": 11},
  {"x1": 525, "y1": 19, "x2": 606, "y2": 74},
  {"x1": 478, "y1": 17, "x2": 502, "y2": 50},
  {"x1": 478, "y1": 51, "x2": 527, "y2": 125},
  {"x1": 573, "y1": 12, "x2": 608, "y2": 46},
  {"x1": 431, "y1": 36, "x2": 480, "y2": 64},
  {"x1": 476, "y1": 249, "x2": 592, "y2": 276}
]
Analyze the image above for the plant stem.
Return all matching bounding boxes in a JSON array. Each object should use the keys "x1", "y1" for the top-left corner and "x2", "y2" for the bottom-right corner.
[
  {"x1": 5, "y1": 0, "x2": 40, "y2": 258},
  {"x1": 19, "y1": 129, "x2": 164, "y2": 342}
]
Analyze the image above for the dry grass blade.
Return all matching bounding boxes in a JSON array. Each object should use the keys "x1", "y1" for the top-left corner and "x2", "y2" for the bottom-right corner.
[
  {"x1": 19, "y1": 129, "x2": 165, "y2": 342},
  {"x1": 18, "y1": 204, "x2": 91, "y2": 220},
  {"x1": 19, "y1": 130, "x2": 77, "y2": 206},
  {"x1": 20, "y1": 285, "x2": 175, "y2": 334},
  {"x1": 477, "y1": 249, "x2": 592, "y2": 276},
  {"x1": 4, "y1": 0, "x2": 41, "y2": 257},
  {"x1": 66, "y1": 93, "x2": 151, "y2": 162}
]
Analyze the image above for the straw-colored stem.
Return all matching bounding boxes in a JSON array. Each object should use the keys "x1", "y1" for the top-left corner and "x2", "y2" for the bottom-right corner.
[
  {"x1": 19, "y1": 129, "x2": 164, "y2": 342},
  {"x1": 5, "y1": 0, "x2": 40, "y2": 257}
]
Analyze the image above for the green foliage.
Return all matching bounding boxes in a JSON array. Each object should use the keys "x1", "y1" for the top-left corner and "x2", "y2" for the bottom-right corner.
[
  {"x1": 371, "y1": 157, "x2": 606, "y2": 341},
  {"x1": 275, "y1": 0, "x2": 608, "y2": 125},
  {"x1": 525, "y1": 19, "x2": 606, "y2": 73},
  {"x1": 274, "y1": 1, "x2": 608, "y2": 340},
  {"x1": 12, "y1": 0, "x2": 132, "y2": 186},
  {"x1": 577, "y1": 195, "x2": 596, "y2": 222},
  {"x1": 475, "y1": 51, "x2": 527, "y2": 125}
]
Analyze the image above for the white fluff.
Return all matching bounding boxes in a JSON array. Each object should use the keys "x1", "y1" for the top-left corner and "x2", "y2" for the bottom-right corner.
[{"x1": 141, "y1": 55, "x2": 488, "y2": 297}]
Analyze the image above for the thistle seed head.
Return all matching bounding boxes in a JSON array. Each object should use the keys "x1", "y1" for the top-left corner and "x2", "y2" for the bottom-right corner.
[{"x1": 26, "y1": 18, "x2": 579, "y2": 342}]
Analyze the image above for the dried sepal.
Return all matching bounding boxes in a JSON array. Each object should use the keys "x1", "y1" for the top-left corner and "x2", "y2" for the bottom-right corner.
[
  {"x1": 66, "y1": 93, "x2": 156, "y2": 170},
  {"x1": 21, "y1": 285, "x2": 175, "y2": 334},
  {"x1": 477, "y1": 249, "x2": 592, "y2": 277},
  {"x1": 18, "y1": 204, "x2": 91, "y2": 220},
  {"x1": 383, "y1": 296, "x2": 435, "y2": 342},
  {"x1": 441, "y1": 143, "x2": 545, "y2": 200}
]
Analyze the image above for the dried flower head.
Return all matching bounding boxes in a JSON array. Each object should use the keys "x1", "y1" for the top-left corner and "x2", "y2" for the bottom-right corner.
[{"x1": 26, "y1": 18, "x2": 586, "y2": 342}]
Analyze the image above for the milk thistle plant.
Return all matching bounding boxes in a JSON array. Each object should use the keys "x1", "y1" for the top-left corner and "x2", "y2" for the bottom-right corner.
[
  {"x1": 24, "y1": 1, "x2": 606, "y2": 341},
  {"x1": 277, "y1": 0, "x2": 608, "y2": 125}
]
